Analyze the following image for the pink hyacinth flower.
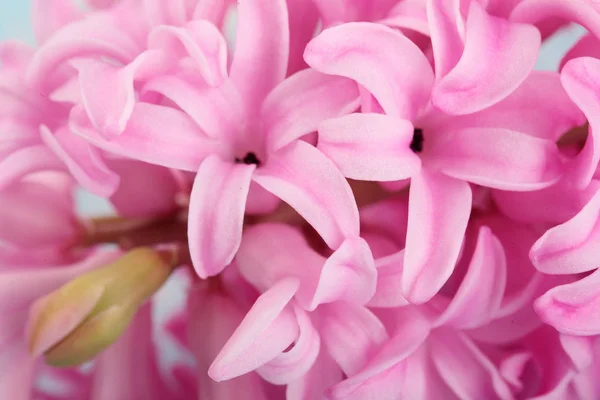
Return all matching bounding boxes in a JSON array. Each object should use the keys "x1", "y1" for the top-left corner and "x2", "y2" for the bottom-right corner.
[
  {"x1": 70, "y1": 0, "x2": 362, "y2": 279},
  {"x1": 305, "y1": 22, "x2": 573, "y2": 303}
]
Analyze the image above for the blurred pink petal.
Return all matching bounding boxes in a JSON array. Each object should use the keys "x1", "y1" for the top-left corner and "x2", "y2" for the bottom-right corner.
[
  {"x1": 253, "y1": 141, "x2": 359, "y2": 249},
  {"x1": 317, "y1": 113, "x2": 422, "y2": 181},
  {"x1": 31, "y1": 0, "x2": 83, "y2": 45},
  {"x1": 368, "y1": 251, "x2": 410, "y2": 307},
  {"x1": 305, "y1": 22, "x2": 434, "y2": 119},
  {"x1": 0, "y1": 145, "x2": 64, "y2": 191},
  {"x1": 286, "y1": 348, "x2": 343, "y2": 400},
  {"x1": 403, "y1": 170, "x2": 471, "y2": 303},
  {"x1": 560, "y1": 33, "x2": 600, "y2": 70},
  {"x1": 188, "y1": 156, "x2": 254, "y2": 278}
]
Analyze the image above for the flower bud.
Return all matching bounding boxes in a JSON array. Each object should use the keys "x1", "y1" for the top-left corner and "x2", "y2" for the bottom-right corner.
[{"x1": 26, "y1": 247, "x2": 177, "y2": 367}]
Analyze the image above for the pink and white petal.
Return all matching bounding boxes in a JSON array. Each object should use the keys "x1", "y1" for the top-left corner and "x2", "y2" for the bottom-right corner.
[
  {"x1": 257, "y1": 306, "x2": 320, "y2": 384},
  {"x1": 188, "y1": 156, "x2": 254, "y2": 279},
  {"x1": 70, "y1": 104, "x2": 220, "y2": 171},
  {"x1": 209, "y1": 278, "x2": 300, "y2": 381},
  {"x1": 535, "y1": 269, "x2": 600, "y2": 336},
  {"x1": 41, "y1": 126, "x2": 120, "y2": 198},
  {"x1": 236, "y1": 223, "x2": 324, "y2": 293},
  {"x1": 0, "y1": 145, "x2": 64, "y2": 190},
  {"x1": 560, "y1": 33, "x2": 600, "y2": 71},
  {"x1": 32, "y1": 0, "x2": 83, "y2": 45},
  {"x1": 430, "y1": 127, "x2": 562, "y2": 191},
  {"x1": 262, "y1": 69, "x2": 360, "y2": 152},
  {"x1": 559, "y1": 334, "x2": 595, "y2": 371},
  {"x1": 430, "y1": 329, "x2": 513, "y2": 400},
  {"x1": 446, "y1": 71, "x2": 586, "y2": 141},
  {"x1": 561, "y1": 57, "x2": 600, "y2": 188},
  {"x1": 530, "y1": 189, "x2": 600, "y2": 274},
  {"x1": 106, "y1": 159, "x2": 178, "y2": 218},
  {"x1": 318, "y1": 302, "x2": 390, "y2": 376},
  {"x1": 73, "y1": 50, "x2": 170, "y2": 139},
  {"x1": 230, "y1": 0, "x2": 289, "y2": 114},
  {"x1": 511, "y1": 0, "x2": 600, "y2": 42},
  {"x1": 26, "y1": 16, "x2": 140, "y2": 89},
  {"x1": 402, "y1": 170, "x2": 471, "y2": 304},
  {"x1": 287, "y1": 0, "x2": 319, "y2": 75},
  {"x1": 368, "y1": 251, "x2": 410, "y2": 308},
  {"x1": 148, "y1": 20, "x2": 228, "y2": 86},
  {"x1": 426, "y1": 0, "x2": 465, "y2": 78},
  {"x1": 318, "y1": 113, "x2": 422, "y2": 181},
  {"x1": 286, "y1": 348, "x2": 343, "y2": 400},
  {"x1": 301, "y1": 237, "x2": 376, "y2": 310},
  {"x1": 433, "y1": 1, "x2": 541, "y2": 115},
  {"x1": 327, "y1": 309, "x2": 430, "y2": 399},
  {"x1": 436, "y1": 227, "x2": 506, "y2": 329},
  {"x1": 304, "y1": 22, "x2": 434, "y2": 119},
  {"x1": 143, "y1": 75, "x2": 244, "y2": 141},
  {"x1": 253, "y1": 141, "x2": 359, "y2": 249}
]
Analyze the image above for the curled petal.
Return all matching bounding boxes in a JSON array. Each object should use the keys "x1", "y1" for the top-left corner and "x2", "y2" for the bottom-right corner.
[
  {"x1": 436, "y1": 227, "x2": 506, "y2": 329},
  {"x1": 305, "y1": 22, "x2": 434, "y2": 119},
  {"x1": 426, "y1": 0, "x2": 465, "y2": 78},
  {"x1": 0, "y1": 145, "x2": 63, "y2": 191},
  {"x1": 433, "y1": 1, "x2": 541, "y2": 115},
  {"x1": 530, "y1": 189, "x2": 600, "y2": 275},
  {"x1": 257, "y1": 306, "x2": 320, "y2": 384},
  {"x1": 148, "y1": 20, "x2": 228, "y2": 86},
  {"x1": 209, "y1": 278, "x2": 300, "y2": 381},
  {"x1": 535, "y1": 269, "x2": 600, "y2": 336},
  {"x1": 262, "y1": 69, "x2": 360, "y2": 152},
  {"x1": 368, "y1": 251, "x2": 409, "y2": 308},
  {"x1": 429, "y1": 127, "x2": 563, "y2": 191},
  {"x1": 70, "y1": 104, "x2": 220, "y2": 171},
  {"x1": 382, "y1": 0, "x2": 430, "y2": 36},
  {"x1": 253, "y1": 141, "x2": 359, "y2": 249},
  {"x1": 403, "y1": 170, "x2": 471, "y2": 303},
  {"x1": 231, "y1": 0, "x2": 289, "y2": 114},
  {"x1": 559, "y1": 334, "x2": 595, "y2": 371},
  {"x1": 188, "y1": 157, "x2": 254, "y2": 279},
  {"x1": 41, "y1": 126, "x2": 119, "y2": 198},
  {"x1": 560, "y1": 33, "x2": 600, "y2": 70},
  {"x1": 318, "y1": 113, "x2": 421, "y2": 181}
]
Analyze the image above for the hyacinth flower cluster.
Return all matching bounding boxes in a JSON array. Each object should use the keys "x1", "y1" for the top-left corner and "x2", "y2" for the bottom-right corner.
[{"x1": 4, "y1": 0, "x2": 600, "y2": 398}]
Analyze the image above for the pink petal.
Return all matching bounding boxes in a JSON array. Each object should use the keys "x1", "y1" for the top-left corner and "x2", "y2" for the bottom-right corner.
[
  {"x1": 530, "y1": 189, "x2": 600, "y2": 275},
  {"x1": 426, "y1": 0, "x2": 465, "y2": 78},
  {"x1": 403, "y1": 170, "x2": 471, "y2": 303},
  {"x1": 41, "y1": 126, "x2": 120, "y2": 198},
  {"x1": 26, "y1": 16, "x2": 140, "y2": 89},
  {"x1": 304, "y1": 22, "x2": 434, "y2": 119},
  {"x1": 257, "y1": 306, "x2": 320, "y2": 384},
  {"x1": 193, "y1": 0, "x2": 232, "y2": 24},
  {"x1": 429, "y1": 127, "x2": 563, "y2": 191},
  {"x1": 327, "y1": 308, "x2": 430, "y2": 399},
  {"x1": 262, "y1": 69, "x2": 360, "y2": 152},
  {"x1": 433, "y1": 1, "x2": 541, "y2": 115},
  {"x1": 286, "y1": 348, "x2": 343, "y2": 400},
  {"x1": 381, "y1": 0, "x2": 430, "y2": 36},
  {"x1": 535, "y1": 268, "x2": 600, "y2": 336},
  {"x1": 70, "y1": 104, "x2": 220, "y2": 172},
  {"x1": 561, "y1": 57, "x2": 600, "y2": 188},
  {"x1": 142, "y1": 0, "x2": 193, "y2": 26},
  {"x1": 317, "y1": 113, "x2": 421, "y2": 181},
  {"x1": 301, "y1": 236, "x2": 376, "y2": 310},
  {"x1": 107, "y1": 159, "x2": 178, "y2": 218},
  {"x1": 0, "y1": 145, "x2": 64, "y2": 191},
  {"x1": 0, "y1": 344, "x2": 35, "y2": 400},
  {"x1": 209, "y1": 278, "x2": 300, "y2": 381},
  {"x1": 73, "y1": 50, "x2": 169, "y2": 139},
  {"x1": 319, "y1": 302, "x2": 390, "y2": 376},
  {"x1": 499, "y1": 352, "x2": 531, "y2": 392},
  {"x1": 560, "y1": 33, "x2": 600, "y2": 70},
  {"x1": 436, "y1": 226, "x2": 507, "y2": 329},
  {"x1": 287, "y1": 0, "x2": 319, "y2": 75},
  {"x1": 230, "y1": 0, "x2": 289, "y2": 114},
  {"x1": 368, "y1": 251, "x2": 410, "y2": 307},
  {"x1": 430, "y1": 329, "x2": 513, "y2": 400},
  {"x1": 188, "y1": 156, "x2": 254, "y2": 278},
  {"x1": 143, "y1": 75, "x2": 245, "y2": 141},
  {"x1": 253, "y1": 141, "x2": 359, "y2": 249},
  {"x1": 559, "y1": 334, "x2": 595, "y2": 371},
  {"x1": 31, "y1": 0, "x2": 83, "y2": 45},
  {"x1": 148, "y1": 20, "x2": 228, "y2": 86}
]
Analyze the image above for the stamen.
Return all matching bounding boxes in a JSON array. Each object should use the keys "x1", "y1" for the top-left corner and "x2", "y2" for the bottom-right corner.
[
  {"x1": 410, "y1": 128, "x2": 424, "y2": 153},
  {"x1": 236, "y1": 152, "x2": 261, "y2": 166}
]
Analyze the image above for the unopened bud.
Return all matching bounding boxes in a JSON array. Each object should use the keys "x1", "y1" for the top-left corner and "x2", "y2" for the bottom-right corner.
[{"x1": 27, "y1": 247, "x2": 177, "y2": 367}]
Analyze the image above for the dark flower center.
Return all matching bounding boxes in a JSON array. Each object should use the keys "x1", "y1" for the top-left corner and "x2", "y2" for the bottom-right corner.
[
  {"x1": 410, "y1": 128, "x2": 424, "y2": 153},
  {"x1": 235, "y1": 152, "x2": 261, "y2": 166}
]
